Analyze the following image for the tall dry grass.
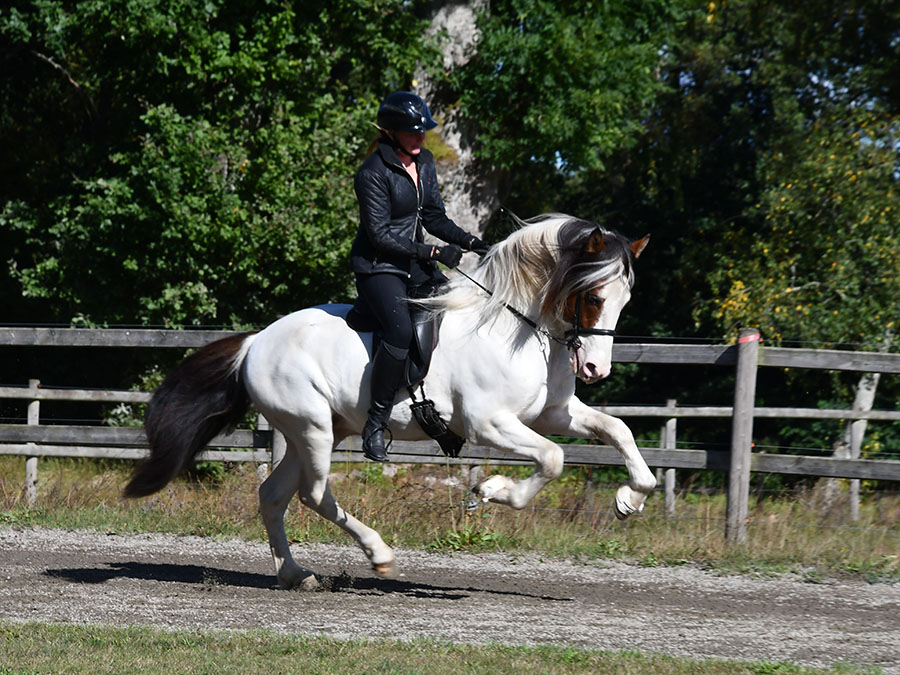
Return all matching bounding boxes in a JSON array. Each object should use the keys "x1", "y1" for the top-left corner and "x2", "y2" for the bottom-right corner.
[{"x1": 1, "y1": 456, "x2": 897, "y2": 581}]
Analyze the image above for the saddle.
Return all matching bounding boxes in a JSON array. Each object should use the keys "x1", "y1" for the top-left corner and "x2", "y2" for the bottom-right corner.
[{"x1": 346, "y1": 297, "x2": 465, "y2": 458}]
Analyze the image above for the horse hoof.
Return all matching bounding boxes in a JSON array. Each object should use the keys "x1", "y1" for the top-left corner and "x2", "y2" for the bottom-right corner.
[
  {"x1": 473, "y1": 475, "x2": 509, "y2": 503},
  {"x1": 373, "y1": 561, "x2": 399, "y2": 579},
  {"x1": 278, "y1": 571, "x2": 320, "y2": 591},
  {"x1": 613, "y1": 485, "x2": 644, "y2": 520},
  {"x1": 297, "y1": 573, "x2": 321, "y2": 591},
  {"x1": 276, "y1": 562, "x2": 321, "y2": 591},
  {"x1": 613, "y1": 499, "x2": 632, "y2": 520}
]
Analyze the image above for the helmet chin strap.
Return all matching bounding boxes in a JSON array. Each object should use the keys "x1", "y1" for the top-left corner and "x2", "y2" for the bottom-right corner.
[{"x1": 385, "y1": 131, "x2": 417, "y2": 162}]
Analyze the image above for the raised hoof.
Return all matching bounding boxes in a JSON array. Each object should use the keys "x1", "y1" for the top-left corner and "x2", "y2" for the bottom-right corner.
[
  {"x1": 373, "y1": 560, "x2": 399, "y2": 579},
  {"x1": 613, "y1": 485, "x2": 645, "y2": 520},
  {"x1": 473, "y1": 474, "x2": 511, "y2": 504},
  {"x1": 613, "y1": 500, "x2": 633, "y2": 521}
]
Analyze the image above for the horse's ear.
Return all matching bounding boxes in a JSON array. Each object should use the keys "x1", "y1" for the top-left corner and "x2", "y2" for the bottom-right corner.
[
  {"x1": 630, "y1": 235, "x2": 649, "y2": 259},
  {"x1": 585, "y1": 227, "x2": 606, "y2": 254}
]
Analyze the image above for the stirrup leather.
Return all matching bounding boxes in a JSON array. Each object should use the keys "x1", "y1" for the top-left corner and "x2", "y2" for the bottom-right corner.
[{"x1": 408, "y1": 384, "x2": 465, "y2": 458}]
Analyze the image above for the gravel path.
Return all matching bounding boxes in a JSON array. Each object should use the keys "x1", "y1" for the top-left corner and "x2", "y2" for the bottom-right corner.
[{"x1": 1, "y1": 527, "x2": 898, "y2": 672}]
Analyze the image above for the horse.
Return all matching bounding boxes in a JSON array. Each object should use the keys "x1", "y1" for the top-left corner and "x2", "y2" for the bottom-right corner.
[{"x1": 124, "y1": 213, "x2": 656, "y2": 590}]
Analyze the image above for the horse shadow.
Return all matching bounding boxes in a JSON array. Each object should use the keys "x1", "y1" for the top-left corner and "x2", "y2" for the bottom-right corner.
[
  {"x1": 44, "y1": 562, "x2": 274, "y2": 589},
  {"x1": 43, "y1": 562, "x2": 572, "y2": 602}
]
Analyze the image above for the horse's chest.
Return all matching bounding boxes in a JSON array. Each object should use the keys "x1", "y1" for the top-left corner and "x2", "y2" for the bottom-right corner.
[{"x1": 498, "y1": 373, "x2": 569, "y2": 422}]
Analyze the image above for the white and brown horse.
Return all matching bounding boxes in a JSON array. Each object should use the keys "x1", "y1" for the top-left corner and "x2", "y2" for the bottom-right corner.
[{"x1": 125, "y1": 213, "x2": 654, "y2": 589}]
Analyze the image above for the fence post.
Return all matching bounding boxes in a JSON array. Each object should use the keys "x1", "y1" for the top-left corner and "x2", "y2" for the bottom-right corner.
[
  {"x1": 726, "y1": 328, "x2": 760, "y2": 544},
  {"x1": 26, "y1": 379, "x2": 40, "y2": 506},
  {"x1": 663, "y1": 399, "x2": 677, "y2": 517}
]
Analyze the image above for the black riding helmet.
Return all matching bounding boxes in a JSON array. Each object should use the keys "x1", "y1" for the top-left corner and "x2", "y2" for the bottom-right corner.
[{"x1": 377, "y1": 92, "x2": 438, "y2": 133}]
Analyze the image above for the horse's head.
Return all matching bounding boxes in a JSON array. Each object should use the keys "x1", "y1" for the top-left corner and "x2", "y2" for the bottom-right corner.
[
  {"x1": 541, "y1": 221, "x2": 649, "y2": 383},
  {"x1": 423, "y1": 213, "x2": 646, "y2": 383}
]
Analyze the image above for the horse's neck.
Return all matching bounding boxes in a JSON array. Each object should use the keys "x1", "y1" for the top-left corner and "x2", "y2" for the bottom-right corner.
[{"x1": 439, "y1": 305, "x2": 567, "y2": 368}]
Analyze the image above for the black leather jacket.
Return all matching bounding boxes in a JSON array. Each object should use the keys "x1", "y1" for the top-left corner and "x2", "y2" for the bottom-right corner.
[{"x1": 350, "y1": 139, "x2": 473, "y2": 279}]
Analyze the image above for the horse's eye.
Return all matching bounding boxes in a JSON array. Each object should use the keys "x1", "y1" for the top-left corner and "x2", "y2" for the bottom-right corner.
[{"x1": 586, "y1": 294, "x2": 603, "y2": 307}]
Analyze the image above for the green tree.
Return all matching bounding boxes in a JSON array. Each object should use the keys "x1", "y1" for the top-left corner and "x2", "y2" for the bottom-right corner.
[
  {"x1": 1, "y1": 0, "x2": 433, "y2": 326},
  {"x1": 554, "y1": 0, "x2": 900, "y2": 464},
  {"x1": 450, "y1": 0, "x2": 673, "y2": 174},
  {"x1": 588, "y1": 0, "x2": 900, "y2": 342},
  {"x1": 702, "y1": 108, "x2": 899, "y2": 346}
]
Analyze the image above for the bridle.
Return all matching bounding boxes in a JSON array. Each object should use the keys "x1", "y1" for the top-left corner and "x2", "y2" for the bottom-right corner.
[
  {"x1": 564, "y1": 291, "x2": 617, "y2": 351},
  {"x1": 454, "y1": 267, "x2": 616, "y2": 352}
]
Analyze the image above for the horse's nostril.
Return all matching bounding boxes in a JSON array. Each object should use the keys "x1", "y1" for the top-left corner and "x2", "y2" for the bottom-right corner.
[{"x1": 585, "y1": 362, "x2": 610, "y2": 380}]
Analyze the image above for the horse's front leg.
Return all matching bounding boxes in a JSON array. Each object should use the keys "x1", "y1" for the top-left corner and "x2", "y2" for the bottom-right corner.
[
  {"x1": 533, "y1": 398, "x2": 656, "y2": 519},
  {"x1": 470, "y1": 413, "x2": 565, "y2": 509}
]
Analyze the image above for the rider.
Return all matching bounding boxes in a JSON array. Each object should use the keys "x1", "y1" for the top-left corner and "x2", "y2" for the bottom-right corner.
[{"x1": 351, "y1": 91, "x2": 488, "y2": 462}]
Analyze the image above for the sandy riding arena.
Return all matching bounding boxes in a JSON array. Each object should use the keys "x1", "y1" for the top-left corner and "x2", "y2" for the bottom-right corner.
[{"x1": 1, "y1": 527, "x2": 898, "y2": 672}]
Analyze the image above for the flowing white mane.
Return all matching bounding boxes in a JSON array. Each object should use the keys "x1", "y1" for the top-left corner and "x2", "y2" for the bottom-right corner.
[{"x1": 426, "y1": 213, "x2": 635, "y2": 332}]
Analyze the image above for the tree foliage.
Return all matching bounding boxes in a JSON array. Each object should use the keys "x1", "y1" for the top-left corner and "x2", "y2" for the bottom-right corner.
[
  {"x1": 450, "y1": 0, "x2": 673, "y2": 173},
  {"x1": 674, "y1": 1, "x2": 900, "y2": 348},
  {"x1": 1, "y1": 0, "x2": 433, "y2": 326},
  {"x1": 2, "y1": 1, "x2": 900, "y2": 455},
  {"x1": 703, "y1": 108, "x2": 899, "y2": 346}
]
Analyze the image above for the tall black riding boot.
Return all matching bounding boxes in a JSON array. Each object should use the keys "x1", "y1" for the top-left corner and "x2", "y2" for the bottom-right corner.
[{"x1": 362, "y1": 342, "x2": 408, "y2": 462}]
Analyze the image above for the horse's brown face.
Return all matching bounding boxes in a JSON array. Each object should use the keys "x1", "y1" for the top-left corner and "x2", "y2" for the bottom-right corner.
[
  {"x1": 562, "y1": 278, "x2": 631, "y2": 383},
  {"x1": 562, "y1": 288, "x2": 605, "y2": 329},
  {"x1": 538, "y1": 223, "x2": 648, "y2": 383}
]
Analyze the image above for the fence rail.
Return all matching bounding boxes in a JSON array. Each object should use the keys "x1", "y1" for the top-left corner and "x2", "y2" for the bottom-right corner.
[
  {"x1": 3, "y1": 327, "x2": 899, "y2": 540},
  {"x1": 3, "y1": 429, "x2": 900, "y2": 481}
]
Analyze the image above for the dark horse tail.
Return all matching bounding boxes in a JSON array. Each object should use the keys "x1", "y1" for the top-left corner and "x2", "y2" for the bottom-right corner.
[{"x1": 124, "y1": 332, "x2": 255, "y2": 498}]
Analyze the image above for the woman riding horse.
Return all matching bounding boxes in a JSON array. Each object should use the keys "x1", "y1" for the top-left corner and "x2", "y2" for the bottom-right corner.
[
  {"x1": 351, "y1": 91, "x2": 487, "y2": 462},
  {"x1": 126, "y1": 212, "x2": 654, "y2": 588}
]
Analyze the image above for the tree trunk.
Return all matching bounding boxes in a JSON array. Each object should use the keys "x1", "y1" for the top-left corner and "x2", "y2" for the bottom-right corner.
[
  {"x1": 817, "y1": 328, "x2": 893, "y2": 516},
  {"x1": 417, "y1": 1, "x2": 500, "y2": 239},
  {"x1": 818, "y1": 371, "x2": 879, "y2": 512}
]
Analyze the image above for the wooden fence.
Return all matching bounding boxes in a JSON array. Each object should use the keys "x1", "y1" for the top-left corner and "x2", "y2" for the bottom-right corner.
[{"x1": 2, "y1": 327, "x2": 900, "y2": 543}]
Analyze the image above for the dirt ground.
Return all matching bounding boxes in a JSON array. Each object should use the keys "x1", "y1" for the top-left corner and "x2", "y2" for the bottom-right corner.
[{"x1": 1, "y1": 527, "x2": 898, "y2": 672}]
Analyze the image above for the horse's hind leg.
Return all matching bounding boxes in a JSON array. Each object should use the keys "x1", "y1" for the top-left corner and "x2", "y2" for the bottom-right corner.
[
  {"x1": 295, "y1": 425, "x2": 398, "y2": 579},
  {"x1": 258, "y1": 444, "x2": 319, "y2": 590}
]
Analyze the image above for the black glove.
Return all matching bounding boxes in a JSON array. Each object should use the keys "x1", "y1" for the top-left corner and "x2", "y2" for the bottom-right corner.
[
  {"x1": 432, "y1": 244, "x2": 462, "y2": 268},
  {"x1": 467, "y1": 236, "x2": 490, "y2": 256},
  {"x1": 415, "y1": 243, "x2": 436, "y2": 261}
]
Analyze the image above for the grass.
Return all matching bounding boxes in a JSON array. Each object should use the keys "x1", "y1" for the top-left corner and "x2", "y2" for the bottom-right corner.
[
  {"x1": 1, "y1": 456, "x2": 899, "y2": 583},
  {"x1": 0, "y1": 621, "x2": 874, "y2": 674}
]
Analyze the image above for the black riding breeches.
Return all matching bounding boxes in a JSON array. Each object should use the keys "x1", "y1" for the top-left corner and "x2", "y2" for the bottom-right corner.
[{"x1": 355, "y1": 273, "x2": 414, "y2": 352}]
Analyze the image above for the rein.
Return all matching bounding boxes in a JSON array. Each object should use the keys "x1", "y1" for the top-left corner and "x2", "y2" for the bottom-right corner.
[{"x1": 454, "y1": 267, "x2": 616, "y2": 351}]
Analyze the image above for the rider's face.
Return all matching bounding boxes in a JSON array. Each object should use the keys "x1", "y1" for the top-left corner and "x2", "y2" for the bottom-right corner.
[{"x1": 393, "y1": 130, "x2": 425, "y2": 157}]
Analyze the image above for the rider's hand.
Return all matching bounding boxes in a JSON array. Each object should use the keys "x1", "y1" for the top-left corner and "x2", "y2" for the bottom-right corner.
[
  {"x1": 467, "y1": 236, "x2": 490, "y2": 256},
  {"x1": 416, "y1": 243, "x2": 436, "y2": 261},
  {"x1": 432, "y1": 244, "x2": 462, "y2": 268}
]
